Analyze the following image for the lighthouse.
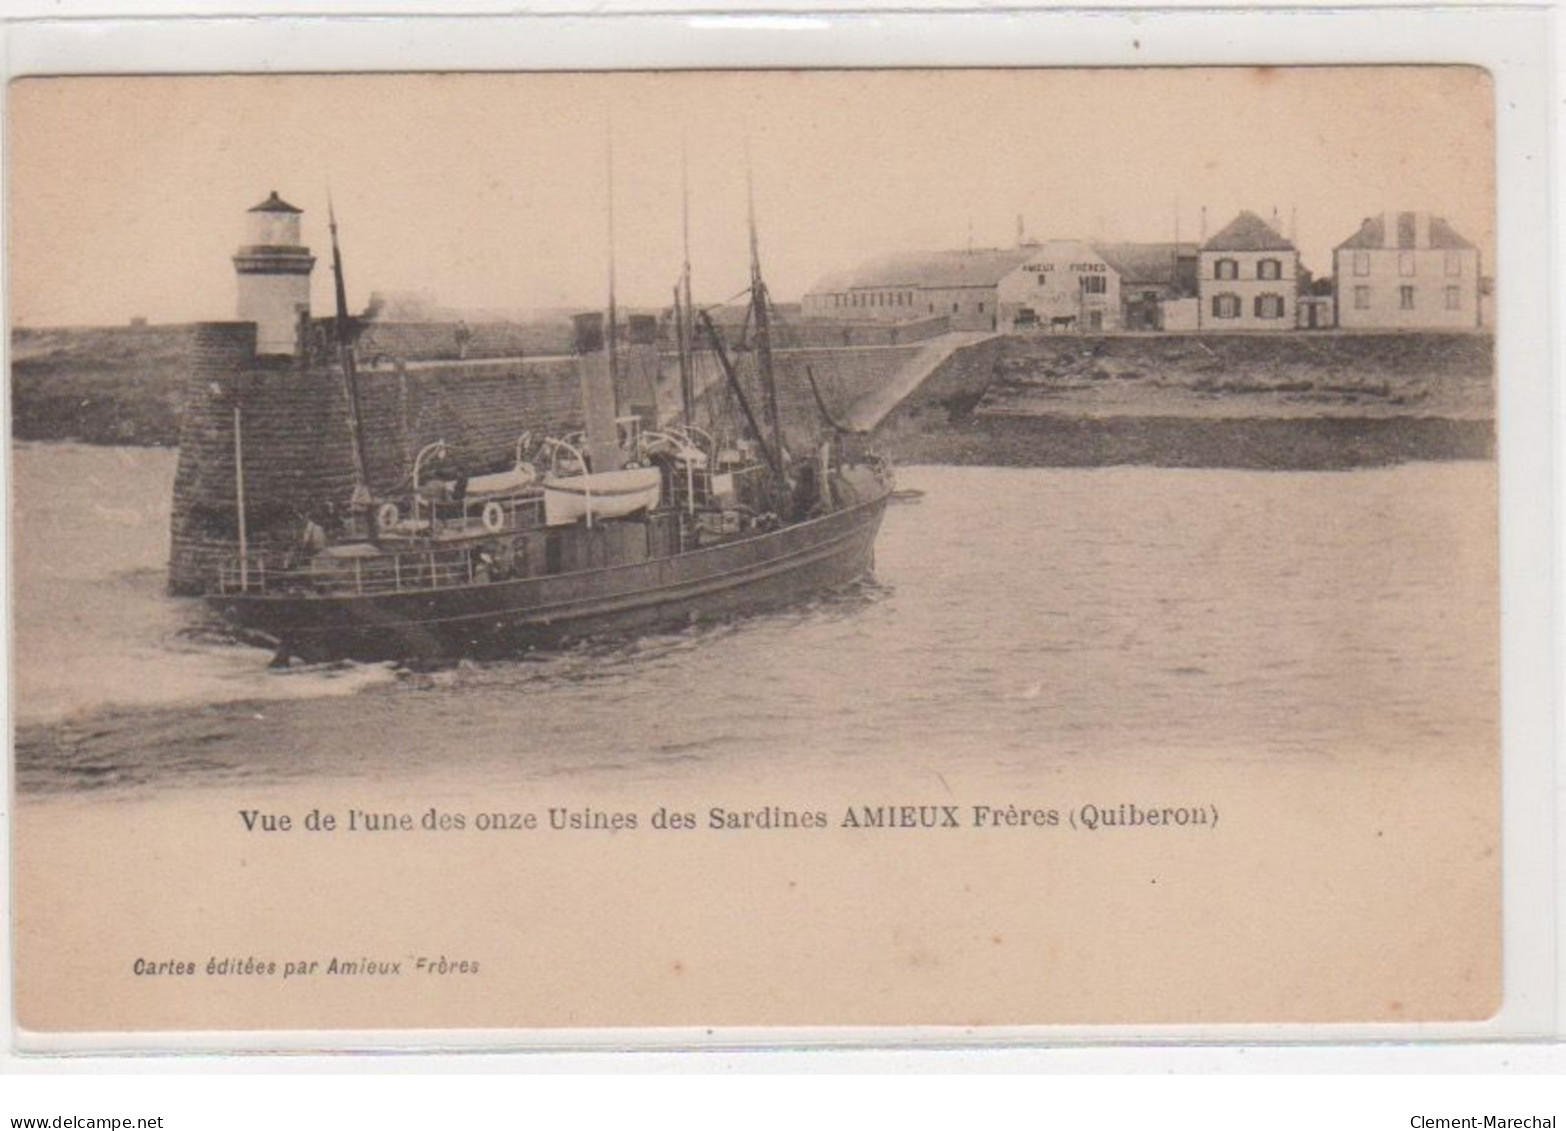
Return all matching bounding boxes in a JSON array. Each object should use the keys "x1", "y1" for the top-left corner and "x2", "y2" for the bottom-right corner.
[{"x1": 232, "y1": 191, "x2": 315, "y2": 357}]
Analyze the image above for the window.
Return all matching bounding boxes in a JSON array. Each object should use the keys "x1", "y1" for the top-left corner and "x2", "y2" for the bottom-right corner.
[
  {"x1": 1445, "y1": 286, "x2": 1461, "y2": 310},
  {"x1": 952, "y1": 303, "x2": 959, "y2": 313},
  {"x1": 1257, "y1": 259, "x2": 1282, "y2": 281},
  {"x1": 1214, "y1": 258, "x2": 1239, "y2": 280},
  {"x1": 1037, "y1": 273, "x2": 1047, "y2": 286},
  {"x1": 1212, "y1": 293, "x2": 1241, "y2": 319},
  {"x1": 929, "y1": 303, "x2": 935, "y2": 313},
  {"x1": 1445, "y1": 253, "x2": 1463, "y2": 277},
  {"x1": 1080, "y1": 275, "x2": 1107, "y2": 295},
  {"x1": 1398, "y1": 252, "x2": 1416, "y2": 277},
  {"x1": 1254, "y1": 293, "x2": 1285, "y2": 319},
  {"x1": 978, "y1": 303, "x2": 986, "y2": 313},
  {"x1": 1354, "y1": 285, "x2": 1370, "y2": 310},
  {"x1": 1400, "y1": 285, "x2": 1416, "y2": 310},
  {"x1": 1353, "y1": 252, "x2": 1370, "y2": 277}
]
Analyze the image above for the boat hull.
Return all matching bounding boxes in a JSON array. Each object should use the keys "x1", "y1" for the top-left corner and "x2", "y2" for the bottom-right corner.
[{"x1": 207, "y1": 493, "x2": 888, "y2": 663}]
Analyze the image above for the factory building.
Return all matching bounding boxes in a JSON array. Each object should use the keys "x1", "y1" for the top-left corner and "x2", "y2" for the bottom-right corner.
[
  {"x1": 1198, "y1": 211, "x2": 1299, "y2": 331},
  {"x1": 803, "y1": 239, "x2": 1202, "y2": 334},
  {"x1": 800, "y1": 248, "x2": 1028, "y2": 330},
  {"x1": 1332, "y1": 212, "x2": 1481, "y2": 330},
  {"x1": 993, "y1": 241, "x2": 1121, "y2": 332}
]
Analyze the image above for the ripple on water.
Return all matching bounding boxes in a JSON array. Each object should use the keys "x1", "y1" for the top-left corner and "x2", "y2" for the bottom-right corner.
[{"x1": 12, "y1": 450, "x2": 1499, "y2": 797}]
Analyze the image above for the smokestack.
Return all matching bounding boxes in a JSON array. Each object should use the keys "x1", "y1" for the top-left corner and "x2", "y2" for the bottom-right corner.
[
  {"x1": 573, "y1": 312, "x2": 624, "y2": 474},
  {"x1": 622, "y1": 314, "x2": 661, "y2": 427}
]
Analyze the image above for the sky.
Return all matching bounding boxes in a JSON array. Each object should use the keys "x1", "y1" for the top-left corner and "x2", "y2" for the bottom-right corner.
[{"x1": 8, "y1": 68, "x2": 1494, "y2": 327}]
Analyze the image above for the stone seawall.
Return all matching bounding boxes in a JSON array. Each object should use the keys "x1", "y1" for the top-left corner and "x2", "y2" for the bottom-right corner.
[
  {"x1": 354, "y1": 320, "x2": 571, "y2": 363},
  {"x1": 707, "y1": 345, "x2": 925, "y2": 443}
]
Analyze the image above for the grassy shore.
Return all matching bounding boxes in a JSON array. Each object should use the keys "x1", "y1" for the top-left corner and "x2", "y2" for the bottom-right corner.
[
  {"x1": 10, "y1": 324, "x2": 193, "y2": 446},
  {"x1": 873, "y1": 330, "x2": 1494, "y2": 469},
  {"x1": 877, "y1": 413, "x2": 1493, "y2": 469}
]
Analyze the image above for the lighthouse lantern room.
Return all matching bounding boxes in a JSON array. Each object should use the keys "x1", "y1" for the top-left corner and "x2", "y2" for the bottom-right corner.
[{"x1": 233, "y1": 191, "x2": 316, "y2": 357}]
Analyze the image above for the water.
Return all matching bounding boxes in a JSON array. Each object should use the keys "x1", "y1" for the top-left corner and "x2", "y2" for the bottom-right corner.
[
  {"x1": 9, "y1": 443, "x2": 1501, "y2": 1030},
  {"x1": 13, "y1": 443, "x2": 1496, "y2": 799}
]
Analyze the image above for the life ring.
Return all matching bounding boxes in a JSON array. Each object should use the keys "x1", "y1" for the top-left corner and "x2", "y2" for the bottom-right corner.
[
  {"x1": 482, "y1": 501, "x2": 506, "y2": 533},
  {"x1": 376, "y1": 502, "x2": 400, "y2": 530}
]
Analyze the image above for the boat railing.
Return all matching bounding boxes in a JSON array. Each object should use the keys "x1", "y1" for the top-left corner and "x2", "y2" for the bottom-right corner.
[
  {"x1": 414, "y1": 490, "x2": 547, "y2": 532},
  {"x1": 214, "y1": 540, "x2": 507, "y2": 598}
]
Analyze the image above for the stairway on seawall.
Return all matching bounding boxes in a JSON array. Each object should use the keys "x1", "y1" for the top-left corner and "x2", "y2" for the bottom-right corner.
[{"x1": 843, "y1": 331, "x2": 997, "y2": 433}]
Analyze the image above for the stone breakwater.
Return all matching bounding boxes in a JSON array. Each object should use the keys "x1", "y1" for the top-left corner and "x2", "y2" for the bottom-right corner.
[
  {"x1": 11, "y1": 322, "x2": 1497, "y2": 592},
  {"x1": 163, "y1": 321, "x2": 924, "y2": 593},
  {"x1": 167, "y1": 323, "x2": 583, "y2": 594}
]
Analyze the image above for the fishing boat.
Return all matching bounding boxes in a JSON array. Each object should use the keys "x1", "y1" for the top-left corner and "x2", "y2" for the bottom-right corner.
[{"x1": 202, "y1": 181, "x2": 893, "y2": 663}]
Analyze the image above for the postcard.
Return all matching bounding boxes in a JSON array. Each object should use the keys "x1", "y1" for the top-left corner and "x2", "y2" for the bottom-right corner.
[{"x1": 7, "y1": 65, "x2": 1510, "y2": 1040}]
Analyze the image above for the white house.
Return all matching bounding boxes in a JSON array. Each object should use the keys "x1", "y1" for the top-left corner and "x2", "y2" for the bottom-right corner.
[
  {"x1": 1198, "y1": 211, "x2": 1299, "y2": 331},
  {"x1": 1333, "y1": 212, "x2": 1481, "y2": 330}
]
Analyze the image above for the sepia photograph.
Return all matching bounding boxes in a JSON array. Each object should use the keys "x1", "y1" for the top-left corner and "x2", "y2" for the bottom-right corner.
[{"x1": 7, "y1": 66, "x2": 1503, "y2": 1037}]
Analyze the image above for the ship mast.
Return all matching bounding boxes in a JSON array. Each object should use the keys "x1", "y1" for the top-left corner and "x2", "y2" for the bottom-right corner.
[
  {"x1": 327, "y1": 193, "x2": 372, "y2": 508},
  {"x1": 605, "y1": 127, "x2": 620, "y2": 402},
  {"x1": 747, "y1": 156, "x2": 785, "y2": 472},
  {"x1": 677, "y1": 145, "x2": 697, "y2": 427}
]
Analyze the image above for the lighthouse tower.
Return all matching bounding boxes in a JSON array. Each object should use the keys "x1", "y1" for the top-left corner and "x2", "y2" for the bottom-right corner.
[{"x1": 232, "y1": 191, "x2": 315, "y2": 357}]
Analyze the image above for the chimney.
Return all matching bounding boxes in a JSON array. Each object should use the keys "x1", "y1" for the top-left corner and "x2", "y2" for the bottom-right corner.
[
  {"x1": 572, "y1": 312, "x2": 624, "y2": 474},
  {"x1": 1415, "y1": 212, "x2": 1432, "y2": 248},
  {"x1": 620, "y1": 314, "x2": 661, "y2": 428},
  {"x1": 1382, "y1": 212, "x2": 1398, "y2": 250}
]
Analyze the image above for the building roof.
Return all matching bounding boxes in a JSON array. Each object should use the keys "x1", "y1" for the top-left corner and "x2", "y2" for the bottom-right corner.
[
  {"x1": 1092, "y1": 242, "x2": 1198, "y2": 285},
  {"x1": 807, "y1": 247, "x2": 1034, "y2": 294},
  {"x1": 1335, "y1": 212, "x2": 1476, "y2": 251},
  {"x1": 1202, "y1": 211, "x2": 1295, "y2": 253},
  {"x1": 249, "y1": 190, "x2": 303, "y2": 214}
]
